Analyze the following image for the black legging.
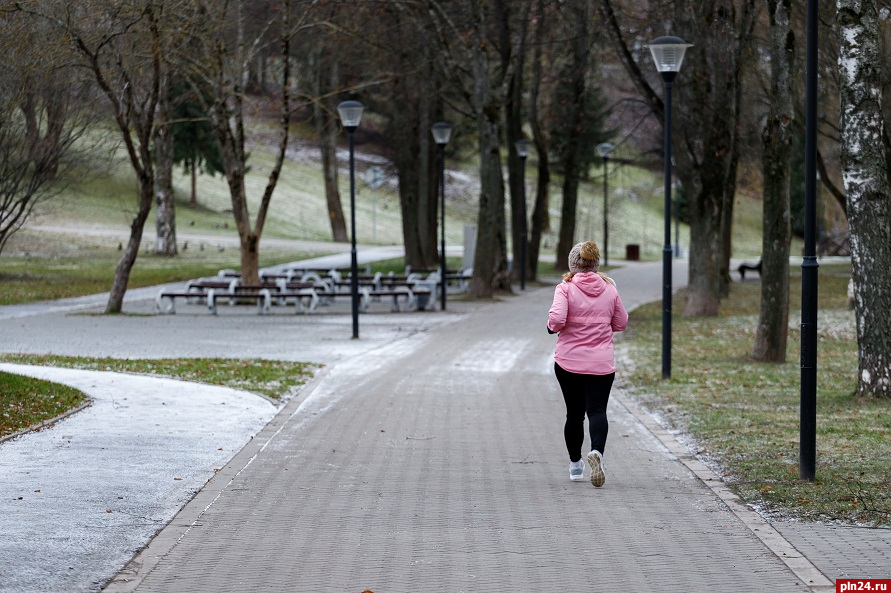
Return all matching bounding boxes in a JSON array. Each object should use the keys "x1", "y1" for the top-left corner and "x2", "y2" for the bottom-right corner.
[{"x1": 554, "y1": 362, "x2": 615, "y2": 462}]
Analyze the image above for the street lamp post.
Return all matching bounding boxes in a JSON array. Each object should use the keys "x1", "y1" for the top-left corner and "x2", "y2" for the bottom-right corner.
[
  {"x1": 649, "y1": 35, "x2": 691, "y2": 380},
  {"x1": 596, "y1": 142, "x2": 615, "y2": 266},
  {"x1": 337, "y1": 100, "x2": 364, "y2": 339},
  {"x1": 800, "y1": 0, "x2": 819, "y2": 481},
  {"x1": 431, "y1": 122, "x2": 453, "y2": 310},
  {"x1": 515, "y1": 139, "x2": 532, "y2": 290}
]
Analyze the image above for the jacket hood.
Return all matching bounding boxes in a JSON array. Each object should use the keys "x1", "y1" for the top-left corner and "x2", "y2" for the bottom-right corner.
[{"x1": 570, "y1": 272, "x2": 607, "y2": 297}]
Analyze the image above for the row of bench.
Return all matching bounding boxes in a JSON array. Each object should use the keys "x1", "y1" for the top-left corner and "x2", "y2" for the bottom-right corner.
[{"x1": 155, "y1": 269, "x2": 440, "y2": 315}]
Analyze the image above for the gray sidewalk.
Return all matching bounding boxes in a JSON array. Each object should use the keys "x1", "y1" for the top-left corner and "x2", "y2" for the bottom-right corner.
[{"x1": 0, "y1": 259, "x2": 888, "y2": 592}]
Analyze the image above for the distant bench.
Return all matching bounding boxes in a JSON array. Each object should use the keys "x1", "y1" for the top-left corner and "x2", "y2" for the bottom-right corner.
[{"x1": 155, "y1": 280, "x2": 434, "y2": 315}]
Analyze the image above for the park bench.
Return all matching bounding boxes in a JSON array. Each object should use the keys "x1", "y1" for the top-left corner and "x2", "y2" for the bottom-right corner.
[
  {"x1": 737, "y1": 260, "x2": 762, "y2": 280},
  {"x1": 206, "y1": 285, "x2": 274, "y2": 315},
  {"x1": 156, "y1": 277, "x2": 241, "y2": 314},
  {"x1": 157, "y1": 266, "x2": 437, "y2": 315}
]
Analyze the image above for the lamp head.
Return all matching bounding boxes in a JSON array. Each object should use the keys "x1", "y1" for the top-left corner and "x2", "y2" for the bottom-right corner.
[
  {"x1": 648, "y1": 36, "x2": 692, "y2": 82},
  {"x1": 596, "y1": 142, "x2": 615, "y2": 158},
  {"x1": 514, "y1": 138, "x2": 532, "y2": 159},
  {"x1": 337, "y1": 100, "x2": 365, "y2": 131},
  {"x1": 431, "y1": 122, "x2": 453, "y2": 145}
]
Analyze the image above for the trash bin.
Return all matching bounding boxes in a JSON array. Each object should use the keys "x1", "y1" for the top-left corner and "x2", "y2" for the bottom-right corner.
[{"x1": 625, "y1": 244, "x2": 640, "y2": 261}]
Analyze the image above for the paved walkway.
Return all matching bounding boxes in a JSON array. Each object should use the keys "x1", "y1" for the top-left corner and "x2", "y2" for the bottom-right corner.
[{"x1": 0, "y1": 257, "x2": 888, "y2": 592}]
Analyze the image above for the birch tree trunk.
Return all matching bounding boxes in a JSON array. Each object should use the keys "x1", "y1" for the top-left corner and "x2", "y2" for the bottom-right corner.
[
  {"x1": 837, "y1": 0, "x2": 891, "y2": 397},
  {"x1": 753, "y1": 0, "x2": 794, "y2": 363},
  {"x1": 154, "y1": 70, "x2": 177, "y2": 256}
]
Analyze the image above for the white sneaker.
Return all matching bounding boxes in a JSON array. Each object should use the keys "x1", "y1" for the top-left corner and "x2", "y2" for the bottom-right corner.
[
  {"x1": 569, "y1": 459, "x2": 585, "y2": 481},
  {"x1": 586, "y1": 450, "x2": 606, "y2": 487}
]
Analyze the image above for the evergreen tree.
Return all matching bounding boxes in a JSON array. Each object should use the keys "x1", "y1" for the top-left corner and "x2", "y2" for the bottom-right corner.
[{"x1": 171, "y1": 81, "x2": 224, "y2": 206}]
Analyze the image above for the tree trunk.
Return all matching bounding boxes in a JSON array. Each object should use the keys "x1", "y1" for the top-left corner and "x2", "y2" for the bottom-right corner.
[
  {"x1": 469, "y1": 107, "x2": 511, "y2": 297},
  {"x1": 753, "y1": 0, "x2": 794, "y2": 363},
  {"x1": 467, "y1": 6, "x2": 510, "y2": 298},
  {"x1": 506, "y1": 70, "x2": 526, "y2": 284},
  {"x1": 240, "y1": 231, "x2": 261, "y2": 287},
  {"x1": 319, "y1": 113, "x2": 348, "y2": 243},
  {"x1": 684, "y1": 181, "x2": 722, "y2": 316},
  {"x1": 527, "y1": 0, "x2": 551, "y2": 283},
  {"x1": 190, "y1": 160, "x2": 197, "y2": 206},
  {"x1": 154, "y1": 72, "x2": 177, "y2": 256},
  {"x1": 107, "y1": 176, "x2": 154, "y2": 313},
  {"x1": 837, "y1": 0, "x2": 891, "y2": 397},
  {"x1": 394, "y1": 113, "x2": 437, "y2": 270},
  {"x1": 395, "y1": 135, "x2": 434, "y2": 269},
  {"x1": 553, "y1": 2, "x2": 590, "y2": 271},
  {"x1": 505, "y1": 14, "x2": 528, "y2": 284}
]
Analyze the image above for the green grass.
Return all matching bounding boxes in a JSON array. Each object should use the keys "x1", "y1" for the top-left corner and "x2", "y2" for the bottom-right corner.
[
  {"x1": 0, "y1": 371, "x2": 88, "y2": 438},
  {"x1": 621, "y1": 264, "x2": 891, "y2": 525},
  {"x1": 0, "y1": 355, "x2": 320, "y2": 439},
  {"x1": 0, "y1": 229, "x2": 333, "y2": 305}
]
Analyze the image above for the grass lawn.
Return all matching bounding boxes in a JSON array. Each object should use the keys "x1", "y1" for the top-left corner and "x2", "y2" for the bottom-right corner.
[
  {"x1": 0, "y1": 229, "x2": 334, "y2": 305},
  {"x1": 620, "y1": 263, "x2": 891, "y2": 526},
  {"x1": 0, "y1": 355, "x2": 319, "y2": 439},
  {"x1": 0, "y1": 371, "x2": 88, "y2": 439}
]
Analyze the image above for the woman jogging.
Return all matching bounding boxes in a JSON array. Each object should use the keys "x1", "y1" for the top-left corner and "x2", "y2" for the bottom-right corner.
[{"x1": 547, "y1": 241, "x2": 628, "y2": 487}]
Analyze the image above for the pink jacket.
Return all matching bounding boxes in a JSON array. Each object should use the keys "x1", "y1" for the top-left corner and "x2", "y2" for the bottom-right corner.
[{"x1": 548, "y1": 272, "x2": 629, "y2": 375}]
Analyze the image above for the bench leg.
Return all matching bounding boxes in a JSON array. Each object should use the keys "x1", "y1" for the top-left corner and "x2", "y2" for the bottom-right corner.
[
  {"x1": 156, "y1": 294, "x2": 176, "y2": 315},
  {"x1": 257, "y1": 289, "x2": 271, "y2": 315},
  {"x1": 207, "y1": 290, "x2": 218, "y2": 315}
]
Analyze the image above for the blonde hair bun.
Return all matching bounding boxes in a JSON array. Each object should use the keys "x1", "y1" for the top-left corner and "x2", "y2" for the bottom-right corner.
[
  {"x1": 580, "y1": 241, "x2": 599, "y2": 261},
  {"x1": 567, "y1": 241, "x2": 600, "y2": 274}
]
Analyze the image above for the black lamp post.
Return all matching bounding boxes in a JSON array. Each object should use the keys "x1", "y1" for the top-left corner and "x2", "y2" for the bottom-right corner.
[
  {"x1": 514, "y1": 138, "x2": 532, "y2": 290},
  {"x1": 800, "y1": 0, "x2": 819, "y2": 481},
  {"x1": 649, "y1": 35, "x2": 691, "y2": 380},
  {"x1": 596, "y1": 142, "x2": 615, "y2": 266},
  {"x1": 337, "y1": 100, "x2": 364, "y2": 339},
  {"x1": 431, "y1": 122, "x2": 453, "y2": 310}
]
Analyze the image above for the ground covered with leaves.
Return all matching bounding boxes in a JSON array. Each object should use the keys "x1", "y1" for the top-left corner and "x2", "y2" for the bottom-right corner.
[{"x1": 620, "y1": 264, "x2": 891, "y2": 526}]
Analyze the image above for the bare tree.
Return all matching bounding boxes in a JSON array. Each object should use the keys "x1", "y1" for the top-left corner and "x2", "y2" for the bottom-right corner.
[
  {"x1": 414, "y1": 0, "x2": 534, "y2": 297},
  {"x1": 184, "y1": 0, "x2": 297, "y2": 285},
  {"x1": 836, "y1": 0, "x2": 891, "y2": 397},
  {"x1": 17, "y1": 0, "x2": 179, "y2": 313},
  {"x1": 753, "y1": 0, "x2": 795, "y2": 362},
  {"x1": 0, "y1": 9, "x2": 88, "y2": 255},
  {"x1": 298, "y1": 7, "x2": 348, "y2": 244},
  {"x1": 600, "y1": 0, "x2": 757, "y2": 315}
]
